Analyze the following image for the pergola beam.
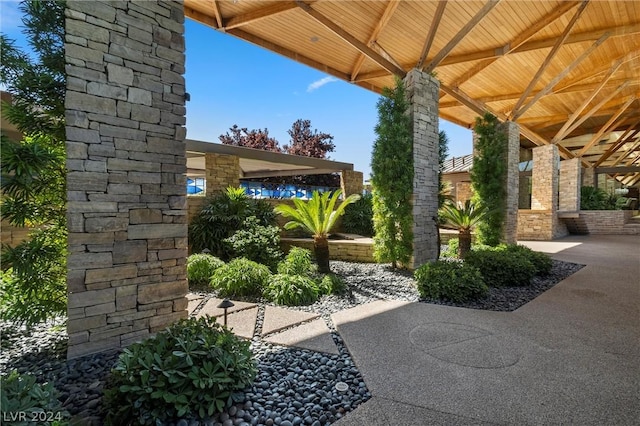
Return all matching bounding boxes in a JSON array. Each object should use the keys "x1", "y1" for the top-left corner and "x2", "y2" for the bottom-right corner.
[
  {"x1": 224, "y1": 2, "x2": 299, "y2": 30},
  {"x1": 295, "y1": 1, "x2": 406, "y2": 77},
  {"x1": 416, "y1": 0, "x2": 448, "y2": 70},
  {"x1": 612, "y1": 136, "x2": 640, "y2": 167},
  {"x1": 594, "y1": 122, "x2": 640, "y2": 167},
  {"x1": 423, "y1": 0, "x2": 500, "y2": 73},
  {"x1": 577, "y1": 97, "x2": 637, "y2": 157}
]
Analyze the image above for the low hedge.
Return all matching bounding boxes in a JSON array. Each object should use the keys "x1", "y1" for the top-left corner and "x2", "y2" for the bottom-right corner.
[{"x1": 414, "y1": 260, "x2": 488, "y2": 302}]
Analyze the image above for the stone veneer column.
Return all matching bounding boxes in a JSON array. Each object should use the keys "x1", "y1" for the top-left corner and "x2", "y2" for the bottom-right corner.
[
  {"x1": 204, "y1": 153, "x2": 240, "y2": 196},
  {"x1": 502, "y1": 121, "x2": 520, "y2": 244},
  {"x1": 340, "y1": 170, "x2": 363, "y2": 196},
  {"x1": 404, "y1": 69, "x2": 439, "y2": 268},
  {"x1": 582, "y1": 166, "x2": 596, "y2": 188},
  {"x1": 531, "y1": 145, "x2": 558, "y2": 210},
  {"x1": 65, "y1": 0, "x2": 188, "y2": 359},
  {"x1": 560, "y1": 158, "x2": 581, "y2": 211}
]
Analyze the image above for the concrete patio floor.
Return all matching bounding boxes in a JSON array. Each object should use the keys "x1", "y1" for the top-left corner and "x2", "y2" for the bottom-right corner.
[{"x1": 332, "y1": 235, "x2": 639, "y2": 425}]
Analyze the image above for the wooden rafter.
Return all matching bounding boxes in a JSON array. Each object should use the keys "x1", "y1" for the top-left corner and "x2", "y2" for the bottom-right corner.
[
  {"x1": 371, "y1": 41, "x2": 404, "y2": 70},
  {"x1": 209, "y1": 0, "x2": 223, "y2": 29},
  {"x1": 577, "y1": 97, "x2": 637, "y2": 157},
  {"x1": 612, "y1": 135, "x2": 640, "y2": 167},
  {"x1": 555, "y1": 50, "x2": 640, "y2": 93},
  {"x1": 350, "y1": 0, "x2": 400, "y2": 80},
  {"x1": 594, "y1": 121, "x2": 640, "y2": 167},
  {"x1": 451, "y1": 1, "x2": 580, "y2": 88},
  {"x1": 224, "y1": 2, "x2": 298, "y2": 30},
  {"x1": 423, "y1": 0, "x2": 500, "y2": 73},
  {"x1": 295, "y1": 1, "x2": 406, "y2": 77},
  {"x1": 185, "y1": 6, "x2": 218, "y2": 29},
  {"x1": 416, "y1": 0, "x2": 448, "y2": 70},
  {"x1": 512, "y1": 32, "x2": 609, "y2": 120},
  {"x1": 511, "y1": 1, "x2": 589, "y2": 118}
]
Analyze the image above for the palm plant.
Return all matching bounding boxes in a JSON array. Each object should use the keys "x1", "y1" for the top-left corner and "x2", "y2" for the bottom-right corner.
[
  {"x1": 275, "y1": 190, "x2": 360, "y2": 273},
  {"x1": 439, "y1": 200, "x2": 488, "y2": 259}
]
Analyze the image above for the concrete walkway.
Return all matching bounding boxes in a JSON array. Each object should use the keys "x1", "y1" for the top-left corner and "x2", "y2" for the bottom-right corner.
[{"x1": 333, "y1": 235, "x2": 639, "y2": 425}]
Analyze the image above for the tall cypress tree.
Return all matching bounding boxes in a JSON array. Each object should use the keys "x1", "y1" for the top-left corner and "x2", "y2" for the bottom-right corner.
[{"x1": 370, "y1": 77, "x2": 413, "y2": 268}]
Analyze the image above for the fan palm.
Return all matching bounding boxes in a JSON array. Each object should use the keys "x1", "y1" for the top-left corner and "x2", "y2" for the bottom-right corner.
[
  {"x1": 275, "y1": 190, "x2": 360, "y2": 273},
  {"x1": 439, "y1": 200, "x2": 488, "y2": 259}
]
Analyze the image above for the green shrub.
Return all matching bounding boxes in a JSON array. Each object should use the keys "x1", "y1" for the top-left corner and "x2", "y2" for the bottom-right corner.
[
  {"x1": 277, "y1": 247, "x2": 317, "y2": 276},
  {"x1": 189, "y1": 187, "x2": 276, "y2": 257},
  {"x1": 187, "y1": 253, "x2": 225, "y2": 289},
  {"x1": 499, "y1": 244, "x2": 552, "y2": 276},
  {"x1": 414, "y1": 260, "x2": 487, "y2": 302},
  {"x1": 224, "y1": 216, "x2": 282, "y2": 271},
  {"x1": 1, "y1": 370, "x2": 69, "y2": 426},
  {"x1": 104, "y1": 316, "x2": 256, "y2": 425},
  {"x1": 342, "y1": 193, "x2": 374, "y2": 236},
  {"x1": 441, "y1": 238, "x2": 459, "y2": 258},
  {"x1": 210, "y1": 258, "x2": 271, "y2": 298},
  {"x1": 318, "y1": 273, "x2": 347, "y2": 296},
  {"x1": 265, "y1": 274, "x2": 319, "y2": 306},
  {"x1": 580, "y1": 186, "x2": 607, "y2": 210},
  {"x1": 465, "y1": 248, "x2": 536, "y2": 287}
]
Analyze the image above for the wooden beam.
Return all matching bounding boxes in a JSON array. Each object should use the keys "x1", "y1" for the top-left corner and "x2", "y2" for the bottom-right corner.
[
  {"x1": 423, "y1": 0, "x2": 500, "y2": 73},
  {"x1": 577, "y1": 97, "x2": 637, "y2": 157},
  {"x1": 350, "y1": 0, "x2": 400, "y2": 80},
  {"x1": 224, "y1": 2, "x2": 298, "y2": 30},
  {"x1": 613, "y1": 136, "x2": 640, "y2": 167},
  {"x1": 596, "y1": 166, "x2": 640, "y2": 175},
  {"x1": 371, "y1": 41, "x2": 404, "y2": 70},
  {"x1": 295, "y1": 1, "x2": 406, "y2": 77},
  {"x1": 513, "y1": 33, "x2": 609, "y2": 120},
  {"x1": 594, "y1": 122, "x2": 640, "y2": 167},
  {"x1": 554, "y1": 50, "x2": 640, "y2": 93},
  {"x1": 510, "y1": 1, "x2": 589, "y2": 118},
  {"x1": 185, "y1": 6, "x2": 219, "y2": 29},
  {"x1": 416, "y1": 0, "x2": 448, "y2": 69}
]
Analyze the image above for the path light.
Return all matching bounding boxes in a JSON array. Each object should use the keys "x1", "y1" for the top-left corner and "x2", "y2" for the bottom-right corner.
[
  {"x1": 335, "y1": 382, "x2": 348, "y2": 392},
  {"x1": 217, "y1": 298, "x2": 234, "y2": 326},
  {"x1": 202, "y1": 248, "x2": 210, "y2": 254}
]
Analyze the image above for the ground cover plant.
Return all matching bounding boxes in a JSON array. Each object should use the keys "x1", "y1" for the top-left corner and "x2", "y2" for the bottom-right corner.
[
  {"x1": 210, "y1": 258, "x2": 271, "y2": 298},
  {"x1": 187, "y1": 253, "x2": 225, "y2": 289}
]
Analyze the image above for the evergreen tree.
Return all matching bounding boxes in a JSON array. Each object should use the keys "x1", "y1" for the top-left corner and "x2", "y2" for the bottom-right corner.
[
  {"x1": 0, "y1": 0, "x2": 67, "y2": 326},
  {"x1": 370, "y1": 77, "x2": 413, "y2": 268}
]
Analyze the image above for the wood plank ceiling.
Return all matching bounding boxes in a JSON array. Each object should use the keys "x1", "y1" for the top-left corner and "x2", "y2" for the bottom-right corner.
[{"x1": 184, "y1": 0, "x2": 640, "y2": 185}]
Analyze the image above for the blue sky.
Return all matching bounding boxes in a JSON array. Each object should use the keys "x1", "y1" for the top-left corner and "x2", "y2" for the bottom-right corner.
[{"x1": 0, "y1": 3, "x2": 473, "y2": 178}]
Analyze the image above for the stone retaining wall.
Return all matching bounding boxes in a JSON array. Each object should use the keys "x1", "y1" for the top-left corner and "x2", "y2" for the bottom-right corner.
[
  {"x1": 0, "y1": 221, "x2": 31, "y2": 247},
  {"x1": 517, "y1": 210, "x2": 568, "y2": 240},
  {"x1": 579, "y1": 210, "x2": 639, "y2": 235},
  {"x1": 281, "y1": 238, "x2": 375, "y2": 263}
]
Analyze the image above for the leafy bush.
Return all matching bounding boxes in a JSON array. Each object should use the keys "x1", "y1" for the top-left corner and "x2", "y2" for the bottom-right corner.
[
  {"x1": 104, "y1": 316, "x2": 256, "y2": 425},
  {"x1": 465, "y1": 248, "x2": 536, "y2": 287},
  {"x1": 189, "y1": 187, "x2": 276, "y2": 257},
  {"x1": 210, "y1": 258, "x2": 271, "y2": 298},
  {"x1": 441, "y1": 238, "x2": 459, "y2": 258},
  {"x1": 224, "y1": 216, "x2": 282, "y2": 271},
  {"x1": 499, "y1": 244, "x2": 552, "y2": 276},
  {"x1": 265, "y1": 274, "x2": 319, "y2": 306},
  {"x1": 342, "y1": 193, "x2": 374, "y2": 236},
  {"x1": 277, "y1": 247, "x2": 317, "y2": 276},
  {"x1": 1, "y1": 370, "x2": 69, "y2": 426},
  {"x1": 414, "y1": 260, "x2": 488, "y2": 302},
  {"x1": 318, "y1": 273, "x2": 347, "y2": 296},
  {"x1": 187, "y1": 253, "x2": 224, "y2": 288},
  {"x1": 580, "y1": 186, "x2": 607, "y2": 210}
]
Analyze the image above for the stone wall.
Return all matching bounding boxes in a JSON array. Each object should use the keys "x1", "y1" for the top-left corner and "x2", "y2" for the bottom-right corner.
[
  {"x1": 0, "y1": 220, "x2": 31, "y2": 247},
  {"x1": 404, "y1": 69, "x2": 440, "y2": 268},
  {"x1": 65, "y1": 0, "x2": 188, "y2": 359},
  {"x1": 502, "y1": 121, "x2": 520, "y2": 244},
  {"x1": 281, "y1": 238, "x2": 374, "y2": 263},
  {"x1": 456, "y1": 181, "x2": 473, "y2": 204},
  {"x1": 205, "y1": 153, "x2": 240, "y2": 196},
  {"x1": 517, "y1": 210, "x2": 568, "y2": 240},
  {"x1": 559, "y1": 158, "x2": 580, "y2": 211},
  {"x1": 340, "y1": 170, "x2": 363, "y2": 196},
  {"x1": 582, "y1": 166, "x2": 596, "y2": 188},
  {"x1": 579, "y1": 210, "x2": 640, "y2": 235}
]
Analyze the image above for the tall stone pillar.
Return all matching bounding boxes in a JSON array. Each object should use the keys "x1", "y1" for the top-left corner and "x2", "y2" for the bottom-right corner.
[
  {"x1": 531, "y1": 145, "x2": 558, "y2": 211},
  {"x1": 65, "y1": 0, "x2": 188, "y2": 358},
  {"x1": 560, "y1": 158, "x2": 581, "y2": 211},
  {"x1": 404, "y1": 69, "x2": 439, "y2": 268},
  {"x1": 582, "y1": 166, "x2": 596, "y2": 188},
  {"x1": 340, "y1": 170, "x2": 363, "y2": 196},
  {"x1": 205, "y1": 153, "x2": 240, "y2": 196},
  {"x1": 502, "y1": 121, "x2": 520, "y2": 244}
]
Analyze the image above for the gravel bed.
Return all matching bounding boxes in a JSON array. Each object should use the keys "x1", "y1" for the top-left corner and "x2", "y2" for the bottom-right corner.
[{"x1": 1, "y1": 256, "x2": 583, "y2": 425}]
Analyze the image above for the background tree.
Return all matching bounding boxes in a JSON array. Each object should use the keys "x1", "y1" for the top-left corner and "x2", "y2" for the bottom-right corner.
[
  {"x1": 470, "y1": 112, "x2": 507, "y2": 246},
  {"x1": 0, "y1": 0, "x2": 67, "y2": 326},
  {"x1": 283, "y1": 119, "x2": 335, "y2": 158},
  {"x1": 438, "y1": 131, "x2": 450, "y2": 208},
  {"x1": 370, "y1": 77, "x2": 413, "y2": 269},
  {"x1": 219, "y1": 124, "x2": 281, "y2": 152}
]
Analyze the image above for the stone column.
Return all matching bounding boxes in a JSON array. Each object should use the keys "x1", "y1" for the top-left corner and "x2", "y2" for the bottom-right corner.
[
  {"x1": 582, "y1": 166, "x2": 596, "y2": 188},
  {"x1": 502, "y1": 121, "x2": 520, "y2": 244},
  {"x1": 404, "y1": 69, "x2": 439, "y2": 268},
  {"x1": 204, "y1": 153, "x2": 240, "y2": 196},
  {"x1": 65, "y1": 0, "x2": 188, "y2": 359},
  {"x1": 340, "y1": 170, "x2": 363, "y2": 196},
  {"x1": 531, "y1": 145, "x2": 558, "y2": 211},
  {"x1": 560, "y1": 158, "x2": 581, "y2": 211}
]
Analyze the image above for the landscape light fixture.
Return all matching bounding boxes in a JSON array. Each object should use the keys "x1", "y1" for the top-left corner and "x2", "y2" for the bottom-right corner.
[{"x1": 217, "y1": 298, "x2": 234, "y2": 326}]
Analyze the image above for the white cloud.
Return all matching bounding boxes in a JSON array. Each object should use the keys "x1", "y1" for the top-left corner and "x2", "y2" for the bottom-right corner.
[{"x1": 306, "y1": 76, "x2": 337, "y2": 93}]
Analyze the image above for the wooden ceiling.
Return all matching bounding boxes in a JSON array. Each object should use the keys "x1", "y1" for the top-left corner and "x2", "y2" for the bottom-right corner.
[{"x1": 184, "y1": 0, "x2": 640, "y2": 186}]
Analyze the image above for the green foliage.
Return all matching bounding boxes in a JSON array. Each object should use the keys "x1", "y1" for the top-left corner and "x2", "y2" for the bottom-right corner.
[
  {"x1": 265, "y1": 274, "x2": 319, "y2": 306},
  {"x1": 210, "y1": 258, "x2": 271, "y2": 298},
  {"x1": 465, "y1": 248, "x2": 536, "y2": 287},
  {"x1": 439, "y1": 200, "x2": 490, "y2": 258},
  {"x1": 189, "y1": 187, "x2": 276, "y2": 257},
  {"x1": 371, "y1": 77, "x2": 414, "y2": 268},
  {"x1": 438, "y1": 131, "x2": 450, "y2": 208},
  {"x1": 580, "y1": 186, "x2": 609, "y2": 210},
  {"x1": 104, "y1": 316, "x2": 256, "y2": 425},
  {"x1": 277, "y1": 247, "x2": 317, "y2": 276},
  {"x1": 414, "y1": 260, "x2": 488, "y2": 302},
  {"x1": 499, "y1": 244, "x2": 553, "y2": 276},
  {"x1": 318, "y1": 273, "x2": 347, "y2": 296},
  {"x1": 470, "y1": 113, "x2": 507, "y2": 246},
  {"x1": 342, "y1": 193, "x2": 374, "y2": 236},
  {"x1": 441, "y1": 238, "x2": 459, "y2": 258},
  {"x1": 1, "y1": 226, "x2": 67, "y2": 326},
  {"x1": 187, "y1": 253, "x2": 225, "y2": 289},
  {"x1": 224, "y1": 216, "x2": 282, "y2": 271}
]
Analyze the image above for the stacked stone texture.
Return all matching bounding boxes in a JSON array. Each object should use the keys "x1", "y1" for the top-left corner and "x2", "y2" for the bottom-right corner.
[
  {"x1": 456, "y1": 182, "x2": 473, "y2": 204},
  {"x1": 582, "y1": 166, "x2": 596, "y2": 187},
  {"x1": 404, "y1": 70, "x2": 440, "y2": 268},
  {"x1": 340, "y1": 170, "x2": 363, "y2": 196},
  {"x1": 559, "y1": 158, "x2": 581, "y2": 211},
  {"x1": 579, "y1": 210, "x2": 640, "y2": 234},
  {"x1": 65, "y1": 0, "x2": 188, "y2": 359},
  {"x1": 501, "y1": 121, "x2": 520, "y2": 244},
  {"x1": 281, "y1": 239, "x2": 375, "y2": 263},
  {"x1": 205, "y1": 153, "x2": 240, "y2": 196},
  {"x1": 0, "y1": 220, "x2": 31, "y2": 246}
]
